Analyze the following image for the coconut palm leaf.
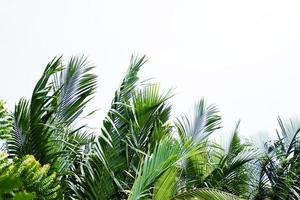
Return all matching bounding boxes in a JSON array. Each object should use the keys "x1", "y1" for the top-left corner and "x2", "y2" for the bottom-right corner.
[
  {"x1": 171, "y1": 188, "x2": 243, "y2": 200},
  {"x1": 7, "y1": 55, "x2": 97, "y2": 162},
  {"x1": 129, "y1": 136, "x2": 243, "y2": 200},
  {"x1": 67, "y1": 140, "x2": 114, "y2": 200},
  {"x1": 7, "y1": 56, "x2": 62, "y2": 160},
  {"x1": 126, "y1": 84, "x2": 173, "y2": 155},
  {"x1": 201, "y1": 123, "x2": 259, "y2": 197},
  {"x1": 248, "y1": 117, "x2": 300, "y2": 199},
  {"x1": 49, "y1": 55, "x2": 97, "y2": 176},
  {"x1": 152, "y1": 166, "x2": 180, "y2": 200},
  {"x1": 7, "y1": 98, "x2": 30, "y2": 157},
  {"x1": 3, "y1": 56, "x2": 98, "y2": 199},
  {"x1": 26, "y1": 56, "x2": 63, "y2": 163},
  {"x1": 73, "y1": 56, "x2": 174, "y2": 199},
  {"x1": 6, "y1": 54, "x2": 300, "y2": 200},
  {"x1": 176, "y1": 99, "x2": 221, "y2": 144},
  {"x1": 128, "y1": 137, "x2": 182, "y2": 200},
  {"x1": 54, "y1": 55, "x2": 97, "y2": 125},
  {"x1": 180, "y1": 120, "x2": 258, "y2": 198},
  {"x1": 68, "y1": 55, "x2": 148, "y2": 199}
]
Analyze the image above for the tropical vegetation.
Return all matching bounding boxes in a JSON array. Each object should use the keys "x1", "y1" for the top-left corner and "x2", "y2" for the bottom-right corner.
[{"x1": 0, "y1": 55, "x2": 299, "y2": 199}]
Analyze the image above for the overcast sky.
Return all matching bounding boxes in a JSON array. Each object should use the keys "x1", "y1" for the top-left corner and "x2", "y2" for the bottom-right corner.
[{"x1": 1, "y1": 0, "x2": 300, "y2": 138}]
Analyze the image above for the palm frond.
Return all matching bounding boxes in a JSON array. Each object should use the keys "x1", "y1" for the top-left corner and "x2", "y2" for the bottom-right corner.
[
  {"x1": 69, "y1": 55, "x2": 148, "y2": 200},
  {"x1": 171, "y1": 188, "x2": 243, "y2": 200},
  {"x1": 128, "y1": 137, "x2": 181, "y2": 200},
  {"x1": 55, "y1": 55, "x2": 97, "y2": 125},
  {"x1": 184, "y1": 123, "x2": 259, "y2": 198},
  {"x1": 277, "y1": 117, "x2": 300, "y2": 155},
  {"x1": 248, "y1": 117, "x2": 300, "y2": 199},
  {"x1": 128, "y1": 84, "x2": 173, "y2": 151},
  {"x1": 8, "y1": 98, "x2": 30, "y2": 157},
  {"x1": 27, "y1": 56, "x2": 63, "y2": 163},
  {"x1": 152, "y1": 166, "x2": 180, "y2": 200},
  {"x1": 176, "y1": 99, "x2": 221, "y2": 144}
]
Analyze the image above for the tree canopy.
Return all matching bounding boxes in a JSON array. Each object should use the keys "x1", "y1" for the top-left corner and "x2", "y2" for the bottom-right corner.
[{"x1": 0, "y1": 55, "x2": 299, "y2": 200}]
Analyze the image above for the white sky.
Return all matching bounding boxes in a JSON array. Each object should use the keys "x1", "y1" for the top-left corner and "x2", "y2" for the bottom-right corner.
[{"x1": 1, "y1": 0, "x2": 300, "y2": 138}]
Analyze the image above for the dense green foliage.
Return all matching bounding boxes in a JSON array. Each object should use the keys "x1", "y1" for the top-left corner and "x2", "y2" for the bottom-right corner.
[
  {"x1": 0, "y1": 152, "x2": 60, "y2": 199},
  {"x1": 0, "y1": 55, "x2": 299, "y2": 199},
  {"x1": 0, "y1": 100, "x2": 12, "y2": 149}
]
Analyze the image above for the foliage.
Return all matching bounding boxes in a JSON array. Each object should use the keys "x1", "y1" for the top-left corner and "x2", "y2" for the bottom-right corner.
[
  {"x1": 0, "y1": 101, "x2": 12, "y2": 150},
  {"x1": 0, "y1": 55, "x2": 299, "y2": 200},
  {"x1": 2, "y1": 56, "x2": 96, "y2": 198},
  {"x1": 248, "y1": 117, "x2": 300, "y2": 199},
  {"x1": 0, "y1": 152, "x2": 60, "y2": 199}
]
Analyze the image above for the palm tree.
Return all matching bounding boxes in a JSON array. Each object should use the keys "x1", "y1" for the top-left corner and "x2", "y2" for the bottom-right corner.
[
  {"x1": 0, "y1": 55, "x2": 264, "y2": 200},
  {"x1": 2, "y1": 55, "x2": 97, "y2": 198},
  {"x1": 69, "y1": 56, "x2": 176, "y2": 199},
  {"x1": 248, "y1": 117, "x2": 300, "y2": 199},
  {"x1": 67, "y1": 56, "x2": 256, "y2": 200}
]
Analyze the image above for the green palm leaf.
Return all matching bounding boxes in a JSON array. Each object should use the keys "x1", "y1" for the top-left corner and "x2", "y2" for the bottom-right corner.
[
  {"x1": 128, "y1": 137, "x2": 181, "y2": 200},
  {"x1": 54, "y1": 55, "x2": 97, "y2": 125},
  {"x1": 176, "y1": 99, "x2": 221, "y2": 144},
  {"x1": 69, "y1": 55, "x2": 149, "y2": 200},
  {"x1": 152, "y1": 166, "x2": 180, "y2": 200},
  {"x1": 8, "y1": 98, "x2": 30, "y2": 157},
  {"x1": 171, "y1": 188, "x2": 243, "y2": 200}
]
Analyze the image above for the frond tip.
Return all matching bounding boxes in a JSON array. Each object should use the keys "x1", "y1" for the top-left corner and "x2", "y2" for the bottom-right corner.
[{"x1": 176, "y1": 98, "x2": 221, "y2": 144}]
